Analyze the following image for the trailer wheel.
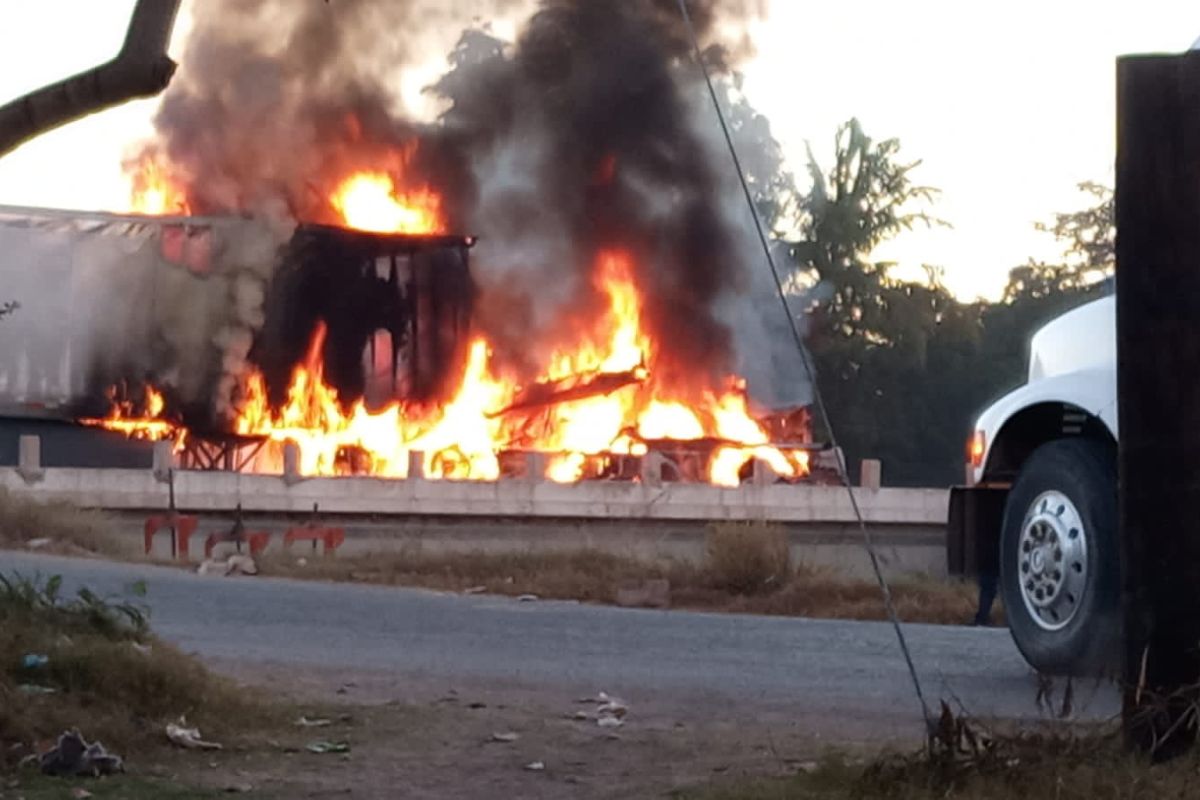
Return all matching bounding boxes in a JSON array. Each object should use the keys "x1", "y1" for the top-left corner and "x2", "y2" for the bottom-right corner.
[{"x1": 999, "y1": 438, "x2": 1120, "y2": 675}]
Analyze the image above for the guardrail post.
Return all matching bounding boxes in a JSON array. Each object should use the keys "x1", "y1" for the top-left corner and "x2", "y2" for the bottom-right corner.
[
  {"x1": 407, "y1": 450, "x2": 426, "y2": 481},
  {"x1": 752, "y1": 458, "x2": 777, "y2": 487},
  {"x1": 282, "y1": 441, "x2": 302, "y2": 486},
  {"x1": 525, "y1": 452, "x2": 546, "y2": 483},
  {"x1": 640, "y1": 451, "x2": 665, "y2": 488},
  {"x1": 152, "y1": 440, "x2": 173, "y2": 483},
  {"x1": 17, "y1": 435, "x2": 43, "y2": 484},
  {"x1": 859, "y1": 459, "x2": 882, "y2": 491}
]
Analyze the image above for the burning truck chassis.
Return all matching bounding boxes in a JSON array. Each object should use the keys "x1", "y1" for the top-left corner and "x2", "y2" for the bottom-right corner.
[{"x1": 0, "y1": 206, "x2": 823, "y2": 488}]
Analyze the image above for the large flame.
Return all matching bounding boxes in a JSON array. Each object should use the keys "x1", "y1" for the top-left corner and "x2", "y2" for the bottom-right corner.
[
  {"x1": 331, "y1": 172, "x2": 445, "y2": 235},
  {"x1": 109, "y1": 159, "x2": 807, "y2": 487},
  {"x1": 227, "y1": 249, "x2": 808, "y2": 486},
  {"x1": 127, "y1": 155, "x2": 190, "y2": 216}
]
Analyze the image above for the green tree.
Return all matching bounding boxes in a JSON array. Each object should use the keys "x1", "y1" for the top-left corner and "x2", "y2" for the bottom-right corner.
[
  {"x1": 790, "y1": 133, "x2": 1112, "y2": 487},
  {"x1": 781, "y1": 119, "x2": 958, "y2": 484}
]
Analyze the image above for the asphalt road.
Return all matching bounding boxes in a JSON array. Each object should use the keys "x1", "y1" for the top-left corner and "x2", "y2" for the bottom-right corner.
[{"x1": 1, "y1": 551, "x2": 1118, "y2": 740}]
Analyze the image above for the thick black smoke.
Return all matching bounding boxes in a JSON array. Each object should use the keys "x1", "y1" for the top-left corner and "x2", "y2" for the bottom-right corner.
[{"x1": 137, "y1": 0, "x2": 769, "y2": 402}]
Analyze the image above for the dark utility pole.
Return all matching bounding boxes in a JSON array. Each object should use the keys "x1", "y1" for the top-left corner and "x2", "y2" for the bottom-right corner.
[
  {"x1": 1117, "y1": 51, "x2": 1200, "y2": 759},
  {"x1": 0, "y1": 0, "x2": 181, "y2": 158}
]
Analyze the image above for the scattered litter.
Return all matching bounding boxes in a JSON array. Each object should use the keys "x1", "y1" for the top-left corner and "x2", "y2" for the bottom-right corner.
[
  {"x1": 597, "y1": 694, "x2": 628, "y2": 719},
  {"x1": 227, "y1": 554, "x2": 258, "y2": 575},
  {"x1": 35, "y1": 730, "x2": 124, "y2": 777},
  {"x1": 464, "y1": 585, "x2": 487, "y2": 595},
  {"x1": 224, "y1": 783, "x2": 254, "y2": 794},
  {"x1": 491, "y1": 732, "x2": 520, "y2": 743},
  {"x1": 524, "y1": 761, "x2": 546, "y2": 772},
  {"x1": 296, "y1": 557, "x2": 309, "y2": 568},
  {"x1": 197, "y1": 553, "x2": 259, "y2": 577},
  {"x1": 18, "y1": 684, "x2": 56, "y2": 695},
  {"x1": 196, "y1": 559, "x2": 225, "y2": 576},
  {"x1": 130, "y1": 642, "x2": 152, "y2": 656},
  {"x1": 26, "y1": 537, "x2": 52, "y2": 550},
  {"x1": 21, "y1": 653, "x2": 49, "y2": 669},
  {"x1": 468, "y1": 702, "x2": 487, "y2": 710},
  {"x1": 305, "y1": 741, "x2": 350, "y2": 754},
  {"x1": 576, "y1": 691, "x2": 629, "y2": 727},
  {"x1": 166, "y1": 718, "x2": 223, "y2": 750},
  {"x1": 794, "y1": 760, "x2": 820, "y2": 775},
  {"x1": 516, "y1": 594, "x2": 539, "y2": 602},
  {"x1": 70, "y1": 788, "x2": 94, "y2": 799},
  {"x1": 295, "y1": 716, "x2": 333, "y2": 728}
]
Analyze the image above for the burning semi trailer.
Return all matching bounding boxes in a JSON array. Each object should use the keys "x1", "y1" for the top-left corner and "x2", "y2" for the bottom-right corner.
[
  {"x1": 0, "y1": 201, "x2": 816, "y2": 487},
  {"x1": 0, "y1": 1, "x2": 829, "y2": 487}
]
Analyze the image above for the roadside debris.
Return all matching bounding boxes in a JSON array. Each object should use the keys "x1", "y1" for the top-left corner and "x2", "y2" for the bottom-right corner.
[
  {"x1": 295, "y1": 716, "x2": 333, "y2": 728},
  {"x1": 463, "y1": 585, "x2": 487, "y2": 595},
  {"x1": 491, "y1": 732, "x2": 520, "y2": 743},
  {"x1": 524, "y1": 761, "x2": 546, "y2": 771},
  {"x1": 70, "y1": 788, "x2": 94, "y2": 799},
  {"x1": 21, "y1": 653, "x2": 49, "y2": 669},
  {"x1": 197, "y1": 553, "x2": 259, "y2": 577},
  {"x1": 306, "y1": 741, "x2": 350, "y2": 754},
  {"x1": 516, "y1": 594, "x2": 539, "y2": 602},
  {"x1": 166, "y1": 718, "x2": 223, "y2": 750},
  {"x1": 27, "y1": 730, "x2": 124, "y2": 777},
  {"x1": 26, "y1": 537, "x2": 52, "y2": 550},
  {"x1": 17, "y1": 684, "x2": 56, "y2": 695},
  {"x1": 574, "y1": 691, "x2": 629, "y2": 728}
]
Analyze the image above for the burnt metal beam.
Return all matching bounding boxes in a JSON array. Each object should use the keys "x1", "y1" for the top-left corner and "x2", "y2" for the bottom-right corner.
[
  {"x1": 0, "y1": 0, "x2": 181, "y2": 157},
  {"x1": 1117, "y1": 51, "x2": 1200, "y2": 758}
]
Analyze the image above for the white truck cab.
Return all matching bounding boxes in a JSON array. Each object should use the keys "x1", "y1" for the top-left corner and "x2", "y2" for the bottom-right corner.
[{"x1": 949, "y1": 286, "x2": 1121, "y2": 675}]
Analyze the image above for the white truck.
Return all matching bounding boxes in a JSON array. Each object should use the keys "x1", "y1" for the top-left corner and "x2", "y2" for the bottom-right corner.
[{"x1": 948, "y1": 286, "x2": 1119, "y2": 674}]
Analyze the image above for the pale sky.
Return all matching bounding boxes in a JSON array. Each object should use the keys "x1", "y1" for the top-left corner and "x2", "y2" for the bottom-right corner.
[{"x1": 0, "y1": 1, "x2": 1196, "y2": 300}]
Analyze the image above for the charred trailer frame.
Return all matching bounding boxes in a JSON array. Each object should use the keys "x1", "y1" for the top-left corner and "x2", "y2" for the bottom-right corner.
[{"x1": 249, "y1": 225, "x2": 476, "y2": 417}]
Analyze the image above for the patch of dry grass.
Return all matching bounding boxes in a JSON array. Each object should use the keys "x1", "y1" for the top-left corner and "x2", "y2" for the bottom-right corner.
[
  {"x1": 260, "y1": 521, "x2": 984, "y2": 626},
  {"x1": 705, "y1": 522, "x2": 792, "y2": 595},
  {"x1": 681, "y1": 725, "x2": 1197, "y2": 800},
  {"x1": 0, "y1": 488, "x2": 132, "y2": 558},
  {"x1": 0, "y1": 573, "x2": 273, "y2": 772}
]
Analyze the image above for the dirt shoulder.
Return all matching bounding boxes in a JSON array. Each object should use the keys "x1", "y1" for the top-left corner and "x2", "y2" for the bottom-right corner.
[{"x1": 174, "y1": 659, "x2": 894, "y2": 800}]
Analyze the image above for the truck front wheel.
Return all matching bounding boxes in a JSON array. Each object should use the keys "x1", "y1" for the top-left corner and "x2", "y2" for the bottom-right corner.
[{"x1": 999, "y1": 438, "x2": 1120, "y2": 675}]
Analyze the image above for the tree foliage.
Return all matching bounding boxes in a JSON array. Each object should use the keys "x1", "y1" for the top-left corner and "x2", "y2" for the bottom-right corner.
[{"x1": 750, "y1": 120, "x2": 1111, "y2": 486}]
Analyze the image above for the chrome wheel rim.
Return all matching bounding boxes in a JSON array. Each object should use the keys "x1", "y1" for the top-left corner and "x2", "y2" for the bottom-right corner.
[{"x1": 1018, "y1": 490, "x2": 1088, "y2": 631}]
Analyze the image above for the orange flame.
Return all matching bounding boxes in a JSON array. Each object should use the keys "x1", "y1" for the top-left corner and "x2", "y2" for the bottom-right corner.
[
  {"x1": 228, "y1": 249, "x2": 808, "y2": 486},
  {"x1": 81, "y1": 385, "x2": 183, "y2": 446},
  {"x1": 113, "y1": 151, "x2": 807, "y2": 485},
  {"x1": 128, "y1": 156, "x2": 190, "y2": 216},
  {"x1": 331, "y1": 172, "x2": 445, "y2": 235}
]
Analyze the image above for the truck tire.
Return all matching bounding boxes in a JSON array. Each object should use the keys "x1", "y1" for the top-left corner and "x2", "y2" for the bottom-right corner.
[{"x1": 999, "y1": 438, "x2": 1120, "y2": 675}]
